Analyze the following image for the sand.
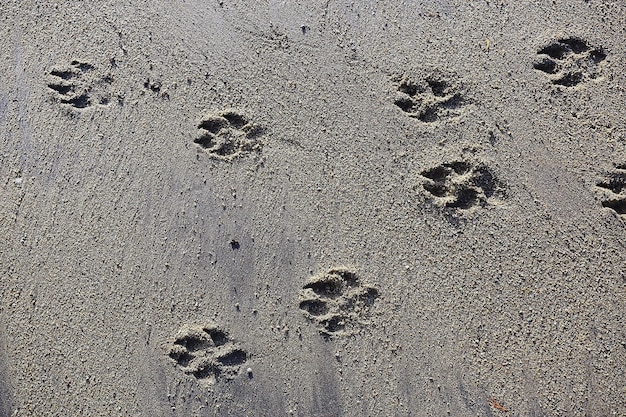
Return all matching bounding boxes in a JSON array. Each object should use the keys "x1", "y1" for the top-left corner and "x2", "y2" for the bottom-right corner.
[{"x1": 1, "y1": 0, "x2": 625, "y2": 416}]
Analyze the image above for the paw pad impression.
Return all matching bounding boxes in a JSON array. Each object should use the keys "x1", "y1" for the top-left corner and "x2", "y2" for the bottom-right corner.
[
  {"x1": 393, "y1": 74, "x2": 467, "y2": 123},
  {"x1": 194, "y1": 110, "x2": 264, "y2": 160},
  {"x1": 299, "y1": 268, "x2": 379, "y2": 339},
  {"x1": 167, "y1": 321, "x2": 248, "y2": 384},
  {"x1": 596, "y1": 164, "x2": 626, "y2": 218},
  {"x1": 533, "y1": 37, "x2": 606, "y2": 87},
  {"x1": 419, "y1": 161, "x2": 505, "y2": 210},
  {"x1": 47, "y1": 60, "x2": 113, "y2": 109}
]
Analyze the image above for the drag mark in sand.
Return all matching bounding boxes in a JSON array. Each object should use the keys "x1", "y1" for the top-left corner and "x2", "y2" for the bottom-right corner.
[
  {"x1": 299, "y1": 267, "x2": 379, "y2": 339},
  {"x1": 194, "y1": 109, "x2": 264, "y2": 160},
  {"x1": 533, "y1": 37, "x2": 606, "y2": 87},
  {"x1": 167, "y1": 321, "x2": 249, "y2": 385},
  {"x1": 419, "y1": 161, "x2": 505, "y2": 210},
  {"x1": 393, "y1": 73, "x2": 467, "y2": 123}
]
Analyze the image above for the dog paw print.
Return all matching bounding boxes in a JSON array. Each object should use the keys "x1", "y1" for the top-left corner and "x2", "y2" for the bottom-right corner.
[
  {"x1": 299, "y1": 268, "x2": 379, "y2": 339},
  {"x1": 533, "y1": 37, "x2": 606, "y2": 87},
  {"x1": 419, "y1": 161, "x2": 505, "y2": 210},
  {"x1": 393, "y1": 74, "x2": 467, "y2": 123},
  {"x1": 143, "y1": 77, "x2": 170, "y2": 100},
  {"x1": 194, "y1": 110, "x2": 264, "y2": 160},
  {"x1": 47, "y1": 60, "x2": 113, "y2": 109},
  {"x1": 167, "y1": 321, "x2": 248, "y2": 385},
  {"x1": 596, "y1": 164, "x2": 626, "y2": 218}
]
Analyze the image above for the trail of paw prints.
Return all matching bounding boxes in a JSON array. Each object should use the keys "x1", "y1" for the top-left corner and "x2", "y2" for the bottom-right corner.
[
  {"x1": 596, "y1": 164, "x2": 626, "y2": 218},
  {"x1": 419, "y1": 161, "x2": 505, "y2": 210},
  {"x1": 194, "y1": 110, "x2": 264, "y2": 160},
  {"x1": 167, "y1": 321, "x2": 248, "y2": 385},
  {"x1": 299, "y1": 267, "x2": 379, "y2": 339},
  {"x1": 47, "y1": 60, "x2": 114, "y2": 109},
  {"x1": 533, "y1": 37, "x2": 606, "y2": 87},
  {"x1": 393, "y1": 73, "x2": 467, "y2": 123}
]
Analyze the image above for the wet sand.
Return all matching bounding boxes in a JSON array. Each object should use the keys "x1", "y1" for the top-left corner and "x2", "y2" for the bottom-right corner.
[{"x1": 1, "y1": 1, "x2": 625, "y2": 416}]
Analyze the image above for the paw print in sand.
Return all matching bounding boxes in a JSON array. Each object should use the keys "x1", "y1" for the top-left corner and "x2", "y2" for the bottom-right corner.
[
  {"x1": 533, "y1": 37, "x2": 606, "y2": 87},
  {"x1": 419, "y1": 161, "x2": 505, "y2": 210},
  {"x1": 596, "y1": 164, "x2": 626, "y2": 219},
  {"x1": 393, "y1": 73, "x2": 467, "y2": 123},
  {"x1": 47, "y1": 60, "x2": 113, "y2": 109},
  {"x1": 167, "y1": 321, "x2": 248, "y2": 385},
  {"x1": 194, "y1": 110, "x2": 264, "y2": 160},
  {"x1": 299, "y1": 268, "x2": 379, "y2": 339}
]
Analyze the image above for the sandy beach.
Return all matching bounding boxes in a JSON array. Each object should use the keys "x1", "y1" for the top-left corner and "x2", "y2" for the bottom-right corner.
[{"x1": 1, "y1": 1, "x2": 625, "y2": 416}]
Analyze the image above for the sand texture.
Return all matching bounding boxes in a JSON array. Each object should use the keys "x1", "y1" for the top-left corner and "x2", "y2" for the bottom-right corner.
[{"x1": 1, "y1": 1, "x2": 625, "y2": 416}]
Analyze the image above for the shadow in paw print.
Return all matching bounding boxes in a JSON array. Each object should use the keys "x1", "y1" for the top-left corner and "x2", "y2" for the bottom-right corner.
[
  {"x1": 596, "y1": 164, "x2": 626, "y2": 217},
  {"x1": 167, "y1": 321, "x2": 249, "y2": 385},
  {"x1": 217, "y1": 349, "x2": 247, "y2": 366},
  {"x1": 303, "y1": 268, "x2": 358, "y2": 298},
  {"x1": 173, "y1": 332, "x2": 211, "y2": 352},
  {"x1": 393, "y1": 73, "x2": 467, "y2": 123},
  {"x1": 299, "y1": 267, "x2": 379, "y2": 339},
  {"x1": 299, "y1": 299, "x2": 329, "y2": 316},
  {"x1": 533, "y1": 37, "x2": 606, "y2": 87},
  {"x1": 420, "y1": 161, "x2": 504, "y2": 210},
  {"x1": 194, "y1": 110, "x2": 264, "y2": 161},
  {"x1": 207, "y1": 328, "x2": 229, "y2": 347}
]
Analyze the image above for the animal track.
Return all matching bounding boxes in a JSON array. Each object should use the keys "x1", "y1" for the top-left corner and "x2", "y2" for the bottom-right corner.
[
  {"x1": 419, "y1": 161, "x2": 504, "y2": 210},
  {"x1": 393, "y1": 74, "x2": 466, "y2": 123},
  {"x1": 47, "y1": 60, "x2": 113, "y2": 109},
  {"x1": 167, "y1": 321, "x2": 248, "y2": 384},
  {"x1": 194, "y1": 110, "x2": 264, "y2": 160},
  {"x1": 533, "y1": 37, "x2": 606, "y2": 87},
  {"x1": 596, "y1": 164, "x2": 626, "y2": 218},
  {"x1": 299, "y1": 267, "x2": 379, "y2": 339}
]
